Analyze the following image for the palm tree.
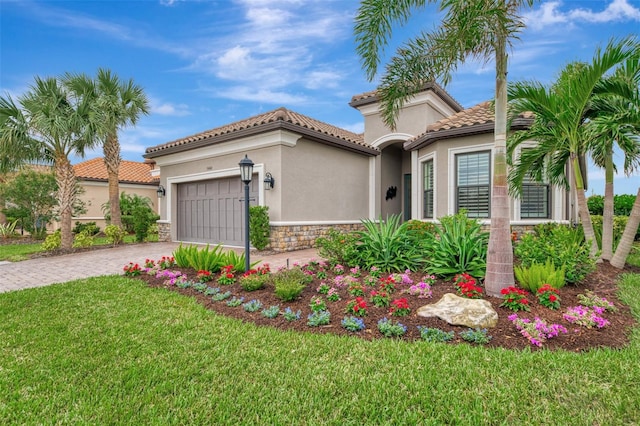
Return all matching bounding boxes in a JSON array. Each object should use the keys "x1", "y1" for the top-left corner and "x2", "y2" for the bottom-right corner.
[
  {"x1": 507, "y1": 37, "x2": 640, "y2": 258},
  {"x1": 64, "y1": 68, "x2": 149, "y2": 228},
  {"x1": 587, "y1": 58, "x2": 640, "y2": 261},
  {"x1": 355, "y1": 0, "x2": 535, "y2": 297},
  {"x1": 0, "y1": 77, "x2": 94, "y2": 249}
]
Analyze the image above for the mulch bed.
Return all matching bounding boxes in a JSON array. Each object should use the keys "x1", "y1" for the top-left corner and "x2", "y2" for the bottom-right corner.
[{"x1": 133, "y1": 260, "x2": 640, "y2": 352}]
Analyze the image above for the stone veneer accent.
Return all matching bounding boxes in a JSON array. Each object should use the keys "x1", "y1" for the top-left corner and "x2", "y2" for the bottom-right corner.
[
  {"x1": 157, "y1": 221, "x2": 171, "y2": 242},
  {"x1": 268, "y1": 223, "x2": 364, "y2": 253}
]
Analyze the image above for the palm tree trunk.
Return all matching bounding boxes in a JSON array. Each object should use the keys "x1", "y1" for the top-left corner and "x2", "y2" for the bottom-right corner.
[
  {"x1": 610, "y1": 187, "x2": 640, "y2": 268},
  {"x1": 572, "y1": 153, "x2": 599, "y2": 256},
  {"x1": 104, "y1": 136, "x2": 122, "y2": 227},
  {"x1": 55, "y1": 156, "x2": 77, "y2": 250},
  {"x1": 601, "y1": 150, "x2": 614, "y2": 260},
  {"x1": 485, "y1": 34, "x2": 514, "y2": 298}
]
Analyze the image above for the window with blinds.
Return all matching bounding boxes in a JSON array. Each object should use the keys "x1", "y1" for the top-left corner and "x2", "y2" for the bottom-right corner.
[
  {"x1": 456, "y1": 151, "x2": 490, "y2": 218},
  {"x1": 423, "y1": 159, "x2": 434, "y2": 218},
  {"x1": 521, "y1": 176, "x2": 550, "y2": 218}
]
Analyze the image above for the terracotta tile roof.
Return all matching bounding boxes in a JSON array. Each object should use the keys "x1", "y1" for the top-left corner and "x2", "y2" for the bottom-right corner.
[
  {"x1": 404, "y1": 101, "x2": 534, "y2": 151},
  {"x1": 349, "y1": 82, "x2": 463, "y2": 112},
  {"x1": 73, "y1": 158, "x2": 158, "y2": 184},
  {"x1": 144, "y1": 107, "x2": 376, "y2": 158}
]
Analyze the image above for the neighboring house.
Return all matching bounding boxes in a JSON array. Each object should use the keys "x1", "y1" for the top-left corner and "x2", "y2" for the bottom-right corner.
[
  {"x1": 72, "y1": 158, "x2": 159, "y2": 230},
  {"x1": 144, "y1": 83, "x2": 580, "y2": 251}
]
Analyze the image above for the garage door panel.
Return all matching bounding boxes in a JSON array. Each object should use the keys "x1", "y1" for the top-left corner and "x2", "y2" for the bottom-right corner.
[{"x1": 177, "y1": 176, "x2": 258, "y2": 246}]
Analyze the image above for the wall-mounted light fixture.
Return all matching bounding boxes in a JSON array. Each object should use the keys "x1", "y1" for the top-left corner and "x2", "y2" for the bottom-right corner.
[
  {"x1": 157, "y1": 184, "x2": 166, "y2": 198},
  {"x1": 263, "y1": 172, "x2": 275, "y2": 190}
]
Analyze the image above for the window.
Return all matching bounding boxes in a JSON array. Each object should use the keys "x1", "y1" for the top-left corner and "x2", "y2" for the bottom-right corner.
[
  {"x1": 423, "y1": 160, "x2": 434, "y2": 218},
  {"x1": 520, "y1": 175, "x2": 550, "y2": 219},
  {"x1": 456, "y1": 151, "x2": 490, "y2": 218}
]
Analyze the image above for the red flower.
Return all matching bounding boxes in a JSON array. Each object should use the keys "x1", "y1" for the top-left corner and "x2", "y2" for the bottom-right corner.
[{"x1": 549, "y1": 295, "x2": 557, "y2": 302}]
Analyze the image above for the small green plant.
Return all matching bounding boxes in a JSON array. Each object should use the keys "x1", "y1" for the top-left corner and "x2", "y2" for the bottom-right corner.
[
  {"x1": 261, "y1": 305, "x2": 280, "y2": 318},
  {"x1": 41, "y1": 230, "x2": 61, "y2": 251},
  {"x1": 226, "y1": 297, "x2": 244, "y2": 307},
  {"x1": 221, "y1": 250, "x2": 259, "y2": 273},
  {"x1": 417, "y1": 327, "x2": 455, "y2": 343},
  {"x1": 189, "y1": 244, "x2": 225, "y2": 272},
  {"x1": 341, "y1": 316, "x2": 366, "y2": 332},
  {"x1": 203, "y1": 286, "x2": 220, "y2": 296},
  {"x1": 537, "y1": 284, "x2": 561, "y2": 310},
  {"x1": 369, "y1": 289, "x2": 390, "y2": 307},
  {"x1": 0, "y1": 220, "x2": 18, "y2": 238},
  {"x1": 242, "y1": 299, "x2": 263, "y2": 312},
  {"x1": 273, "y1": 268, "x2": 307, "y2": 302},
  {"x1": 123, "y1": 262, "x2": 142, "y2": 277},
  {"x1": 176, "y1": 280, "x2": 193, "y2": 289},
  {"x1": 73, "y1": 221, "x2": 100, "y2": 235},
  {"x1": 309, "y1": 296, "x2": 327, "y2": 313},
  {"x1": 459, "y1": 328, "x2": 491, "y2": 345},
  {"x1": 104, "y1": 224, "x2": 126, "y2": 246},
  {"x1": 577, "y1": 290, "x2": 617, "y2": 312},
  {"x1": 348, "y1": 283, "x2": 365, "y2": 297},
  {"x1": 192, "y1": 282, "x2": 208, "y2": 292},
  {"x1": 240, "y1": 273, "x2": 269, "y2": 291},
  {"x1": 377, "y1": 318, "x2": 407, "y2": 337},
  {"x1": 249, "y1": 205, "x2": 270, "y2": 250},
  {"x1": 212, "y1": 291, "x2": 232, "y2": 301},
  {"x1": 315, "y1": 228, "x2": 360, "y2": 267},
  {"x1": 307, "y1": 310, "x2": 331, "y2": 327},
  {"x1": 345, "y1": 297, "x2": 368, "y2": 317},
  {"x1": 316, "y1": 282, "x2": 330, "y2": 294},
  {"x1": 326, "y1": 288, "x2": 341, "y2": 302},
  {"x1": 72, "y1": 230, "x2": 94, "y2": 248},
  {"x1": 499, "y1": 287, "x2": 531, "y2": 312},
  {"x1": 514, "y1": 259, "x2": 565, "y2": 292},
  {"x1": 217, "y1": 265, "x2": 236, "y2": 285},
  {"x1": 389, "y1": 298, "x2": 411, "y2": 316},
  {"x1": 281, "y1": 307, "x2": 301, "y2": 321}
]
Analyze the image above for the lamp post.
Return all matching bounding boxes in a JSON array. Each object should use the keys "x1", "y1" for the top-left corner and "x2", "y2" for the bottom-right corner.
[{"x1": 239, "y1": 155, "x2": 254, "y2": 272}]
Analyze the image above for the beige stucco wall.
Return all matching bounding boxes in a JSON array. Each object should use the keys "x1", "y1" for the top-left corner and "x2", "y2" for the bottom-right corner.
[
  {"x1": 280, "y1": 138, "x2": 370, "y2": 222},
  {"x1": 72, "y1": 181, "x2": 159, "y2": 230}
]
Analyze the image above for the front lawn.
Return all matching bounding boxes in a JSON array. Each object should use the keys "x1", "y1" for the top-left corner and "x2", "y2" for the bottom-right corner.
[{"x1": 1, "y1": 274, "x2": 639, "y2": 424}]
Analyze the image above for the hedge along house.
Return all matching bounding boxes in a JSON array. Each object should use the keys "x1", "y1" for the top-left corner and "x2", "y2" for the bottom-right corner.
[{"x1": 145, "y1": 84, "x2": 580, "y2": 252}]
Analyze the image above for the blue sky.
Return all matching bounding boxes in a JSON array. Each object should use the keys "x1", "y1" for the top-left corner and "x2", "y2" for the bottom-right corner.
[{"x1": 1, "y1": 0, "x2": 639, "y2": 195}]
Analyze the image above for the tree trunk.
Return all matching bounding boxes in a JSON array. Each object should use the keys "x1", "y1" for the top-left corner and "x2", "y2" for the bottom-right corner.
[
  {"x1": 601, "y1": 150, "x2": 614, "y2": 260},
  {"x1": 610, "y1": 187, "x2": 640, "y2": 269},
  {"x1": 55, "y1": 156, "x2": 77, "y2": 250},
  {"x1": 484, "y1": 33, "x2": 514, "y2": 298},
  {"x1": 572, "y1": 153, "x2": 599, "y2": 256},
  {"x1": 103, "y1": 135, "x2": 122, "y2": 227}
]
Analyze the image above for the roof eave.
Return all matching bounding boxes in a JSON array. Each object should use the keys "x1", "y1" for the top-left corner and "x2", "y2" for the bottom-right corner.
[{"x1": 404, "y1": 117, "x2": 533, "y2": 151}]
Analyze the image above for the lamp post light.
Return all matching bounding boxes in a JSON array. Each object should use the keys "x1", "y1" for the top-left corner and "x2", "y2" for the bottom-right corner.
[{"x1": 239, "y1": 155, "x2": 254, "y2": 272}]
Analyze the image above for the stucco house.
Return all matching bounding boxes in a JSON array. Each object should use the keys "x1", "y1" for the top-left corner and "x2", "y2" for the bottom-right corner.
[
  {"x1": 72, "y1": 158, "x2": 160, "y2": 230},
  {"x1": 144, "y1": 83, "x2": 579, "y2": 251}
]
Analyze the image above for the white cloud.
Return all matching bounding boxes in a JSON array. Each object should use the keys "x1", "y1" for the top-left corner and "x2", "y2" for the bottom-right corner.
[
  {"x1": 525, "y1": 0, "x2": 640, "y2": 30},
  {"x1": 149, "y1": 97, "x2": 191, "y2": 117},
  {"x1": 215, "y1": 86, "x2": 308, "y2": 105},
  {"x1": 304, "y1": 70, "x2": 343, "y2": 90}
]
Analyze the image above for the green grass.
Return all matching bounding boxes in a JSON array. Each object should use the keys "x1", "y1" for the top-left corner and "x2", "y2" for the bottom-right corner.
[
  {"x1": 0, "y1": 234, "x2": 152, "y2": 261},
  {"x1": 1, "y1": 274, "x2": 640, "y2": 424}
]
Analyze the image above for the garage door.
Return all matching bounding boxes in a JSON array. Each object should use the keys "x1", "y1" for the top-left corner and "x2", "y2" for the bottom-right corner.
[{"x1": 177, "y1": 176, "x2": 258, "y2": 246}]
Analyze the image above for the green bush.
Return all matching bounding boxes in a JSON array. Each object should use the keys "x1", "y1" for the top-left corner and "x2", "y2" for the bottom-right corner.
[
  {"x1": 132, "y1": 205, "x2": 159, "y2": 242},
  {"x1": 273, "y1": 267, "x2": 307, "y2": 302},
  {"x1": 424, "y1": 212, "x2": 488, "y2": 279},
  {"x1": 221, "y1": 250, "x2": 259, "y2": 273},
  {"x1": 72, "y1": 230, "x2": 94, "y2": 248},
  {"x1": 587, "y1": 194, "x2": 636, "y2": 216},
  {"x1": 514, "y1": 259, "x2": 566, "y2": 292},
  {"x1": 104, "y1": 224, "x2": 126, "y2": 246},
  {"x1": 72, "y1": 221, "x2": 100, "y2": 236},
  {"x1": 355, "y1": 214, "x2": 424, "y2": 272},
  {"x1": 591, "y1": 215, "x2": 633, "y2": 250},
  {"x1": 0, "y1": 220, "x2": 18, "y2": 238},
  {"x1": 515, "y1": 224, "x2": 596, "y2": 284},
  {"x1": 587, "y1": 195, "x2": 604, "y2": 215},
  {"x1": 41, "y1": 230, "x2": 61, "y2": 251},
  {"x1": 315, "y1": 228, "x2": 360, "y2": 267},
  {"x1": 240, "y1": 274, "x2": 269, "y2": 291},
  {"x1": 249, "y1": 205, "x2": 270, "y2": 250}
]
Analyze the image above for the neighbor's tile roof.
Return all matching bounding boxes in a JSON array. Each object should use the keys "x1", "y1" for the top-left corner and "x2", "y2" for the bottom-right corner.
[
  {"x1": 73, "y1": 158, "x2": 158, "y2": 184},
  {"x1": 404, "y1": 101, "x2": 534, "y2": 150},
  {"x1": 145, "y1": 107, "x2": 377, "y2": 157}
]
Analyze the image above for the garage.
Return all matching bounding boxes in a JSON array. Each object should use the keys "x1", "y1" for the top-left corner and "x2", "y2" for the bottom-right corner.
[{"x1": 177, "y1": 176, "x2": 258, "y2": 246}]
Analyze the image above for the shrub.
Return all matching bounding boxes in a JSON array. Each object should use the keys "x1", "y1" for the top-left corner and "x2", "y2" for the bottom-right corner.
[
  {"x1": 587, "y1": 195, "x2": 604, "y2": 215},
  {"x1": 273, "y1": 267, "x2": 307, "y2": 301},
  {"x1": 614, "y1": 194, "x2": 636, "y2": 216},
  {"x1": 514, "y1": 259, "x2": 566, "y2": 292},
  {"x1": 514, "y1": 224, "x2": 595, "y2": 284},
  {"x1": 249, "y1": 205, "x2": 270, "y2": 250},
  {"x1": 591, "y1": 215, "x2": 635, "y2": 249},
  {"x1": 104, "y1": 224, "x2": 126, "y2": 246},
  {"x1": 72, "y1": 230, "x2": 94, "y2": 248},
  {"x1": 355, "y1": 214, "x2": 424, "y2": 272},
  {"x1": 315, "y1": 228, "x2": 360, "y2": 267},
  {"x1": 132, "y1": 205, "x2": 158, "y2": 242},
  {"x1": 73, "y1": 221, "x2": 100, "y2": 236},
  {"x1": 41, "y1": 230, "x2": 61, "y2": 251},
  {"x1": 221, "y1": 250, "x2": 258, "y2": 273},
  {"x1": 189, "y1": 244, "x2": 225, "y2": 272},
  {"x1": 240, "y1": 273, "x2": 269, "y2": 291},
  {"x1": 425, "y1": 212, "x2": 488, "y2": 278},
  {"x1": 0, "y1": 220, "x2": 18, "y2": 238}
]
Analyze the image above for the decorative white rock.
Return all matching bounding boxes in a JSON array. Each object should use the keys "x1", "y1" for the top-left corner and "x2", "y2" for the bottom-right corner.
[{"x1": 417, "y1": 293, "x2": 498, "y2": 329}]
